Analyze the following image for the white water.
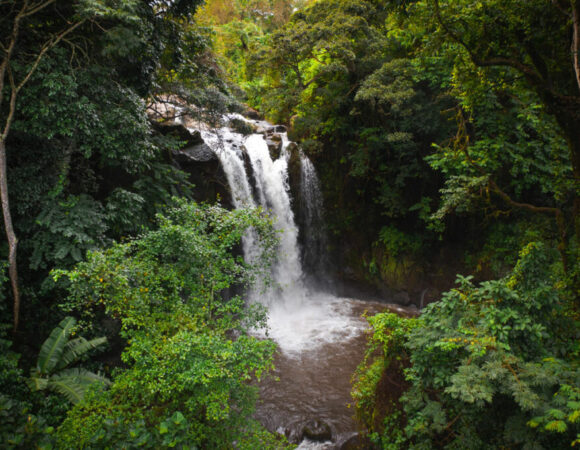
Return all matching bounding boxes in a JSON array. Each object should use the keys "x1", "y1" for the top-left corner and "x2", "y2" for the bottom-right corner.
[
  {"x1": 244, "y1": 134, "x2": 304, "y2": 302},
  {"x1": 199, "y1": 119, "x2": 372, "y2": 358}
]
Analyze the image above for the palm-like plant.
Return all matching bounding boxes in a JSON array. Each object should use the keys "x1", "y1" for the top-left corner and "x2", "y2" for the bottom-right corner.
[{"x1": 28, "y1": 316, "x2": 110, "y2": 404}]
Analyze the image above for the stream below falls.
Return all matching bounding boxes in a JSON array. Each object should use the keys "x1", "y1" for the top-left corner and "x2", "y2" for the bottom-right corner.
[{"x1": 254, "y1": 295, "x2": 416, "y2": 449}]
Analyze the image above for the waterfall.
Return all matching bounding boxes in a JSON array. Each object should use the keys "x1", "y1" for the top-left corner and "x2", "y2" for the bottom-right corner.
[
  {"x1": 192, "y1": 115, "x2": 419, "y2": 449},
  {"x1": 199, "y1": 117, "x2": 361, "y2": 355},
  {"x1": 299, "y1": 151, "x2": 330, "y2": 287},
  {"x1": 244, "y1": 134, "x2": 304, "y2": 303}
]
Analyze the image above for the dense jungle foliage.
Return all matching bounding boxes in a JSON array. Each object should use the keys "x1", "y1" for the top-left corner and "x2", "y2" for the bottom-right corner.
[{"x1": 1, "y1": 0, "x2": 579, "y2": 448}]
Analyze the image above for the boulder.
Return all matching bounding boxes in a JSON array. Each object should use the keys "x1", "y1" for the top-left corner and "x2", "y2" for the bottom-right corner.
[
  {"x1": 242, "y1": 106, "x2": 262, "y2": 120},
  {"x1": 301, "y1": 419, "x2": 332, "y2": 442},
  {"x1": 274, "y1": 124, "x2": 287, "y2": 133},
  {"x1": 173, "y1": 143, "x2": 216, "y2": 163},
  {"x1": 229, "y1": 118, "x2": 256, "y2": 136},
  {"x1": 339, "y1": 433, "x2": 373, "y2": 450},
  {"x1": 151, "y1": 121, "x2": 203, "y2": 148},
  {"x1": 266, "y1": 139, "x2": 283, "y2": 160}
]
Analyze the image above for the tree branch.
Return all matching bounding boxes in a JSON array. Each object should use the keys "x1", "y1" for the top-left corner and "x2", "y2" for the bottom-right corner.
[
  {"x1": 0, "y1": 1, "x2": 85, "y2": 331},
  {"x1": 451, "y1": 106, "x2": 569, "y2": 269},
  {"x1": 572, "y1": 0, "x2": 580, "y2": 92},
  {"x1": 431, "y1": 0, "x2": 543, "y2": 85},
  {"x1": 15, "y1": 19, "x2": 87, "y2": 94},
  {"x1": 21, "y1": 0, "x2": 56, "y2": 18}
]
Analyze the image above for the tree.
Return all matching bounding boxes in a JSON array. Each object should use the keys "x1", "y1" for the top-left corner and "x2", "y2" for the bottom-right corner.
[
  {"x1": 54, "y1": 200, "x2": 282, "y2": 448},
  {"x1": 0, "y1": 0, "x2": 88, "y2": 331},
  {"x1": 28, "y1": 316, "x2": 109, "y2": 404},
  {"x1": 0, "y1": 0, "x2": 212, "y2": 331},
  {"x1": 425, "y1": 0, "x2": 580, "y2": 247}
]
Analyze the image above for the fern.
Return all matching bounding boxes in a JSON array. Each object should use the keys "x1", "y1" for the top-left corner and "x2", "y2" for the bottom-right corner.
[{"x1": 49, "y1": 368, "x2": 111, "y2": 404}]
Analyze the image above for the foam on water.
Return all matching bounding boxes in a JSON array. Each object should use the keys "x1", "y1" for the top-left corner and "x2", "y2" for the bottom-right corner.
[{"x1": 256, "y1": 293, "x2": 368, "y2": 356}]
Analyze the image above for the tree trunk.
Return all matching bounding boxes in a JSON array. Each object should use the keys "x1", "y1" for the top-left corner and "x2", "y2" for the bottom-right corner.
[{"x1": 0, "y1": 139, "x2": 20, "y2": 331}]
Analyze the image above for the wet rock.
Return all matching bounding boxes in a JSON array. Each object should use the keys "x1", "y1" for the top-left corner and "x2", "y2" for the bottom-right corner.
[
  {"x1": 243, "y1": 106, "x2": 262, "y2": 120},
  {"x1": 151, "y1": 121, "x2": 203, "y2": 148},
  {"x1": 241, "y1": 148, "x2": 257, "y2": 194},
  {"x1": 256, "y1": 125, "x2": 269, "y2": 135},
  {"x1": 274, "y1": 124, "x2": 287, "y2": 133},
  {"x1": 286, "y1": 141, "x2": 298, "y2": 152},
  {"x1": 229, "y1": 118, "x2": 256, "y2": 135},
  {"x1": 339, "y1": 433, "x2": 374, "y2": 450},
  {"x1": 301, "y1": 419, "x2": 332, "y2": 442},
  {"x1": 393, "y1": 291, "x2": 411, "y2": 306},
  {"x1": 284, "y1": 425, "x2": 303, "y2": 445},
  {"x1": 267, "y1": 139, "x2": 283, "y2": 160}
]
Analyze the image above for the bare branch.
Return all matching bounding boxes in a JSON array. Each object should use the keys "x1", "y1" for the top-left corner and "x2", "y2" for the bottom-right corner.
[
  {"x1": 15, "y1": 19, "x2": 86, "y2": 94},
  {"x1": 21, "y1": 0, "x2": 56, "y2": 18},
  {"x1": 572, "y1": 0, "x2": 580, "y2": 92}
]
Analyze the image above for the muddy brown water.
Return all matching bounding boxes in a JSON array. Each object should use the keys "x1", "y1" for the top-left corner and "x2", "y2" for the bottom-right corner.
[{"x1": 254, "y1": 298, "x2": 418, "y2": 449}]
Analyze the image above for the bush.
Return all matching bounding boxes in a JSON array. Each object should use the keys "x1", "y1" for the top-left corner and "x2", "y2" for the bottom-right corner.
[
  {"x1": 354, "y1": 242, "x2": 580, "y2": 449},
  {"x1": 54, "y1": 200, "x2": 287, "y2": 448}
]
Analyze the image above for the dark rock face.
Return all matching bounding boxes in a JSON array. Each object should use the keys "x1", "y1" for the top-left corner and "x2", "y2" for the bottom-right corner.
[
  {"x1": 266, "y1": 135, "x2": 283, "y2": 159},
  {"x1": 151, "y1": 121, "x2": 203, "y2": 148},
  {"x1": 286, "y1": 142, "x2": 302, "y2": 215},
  {"x1": 301, "y1": 419, "x2": 332, "y2": 442}
]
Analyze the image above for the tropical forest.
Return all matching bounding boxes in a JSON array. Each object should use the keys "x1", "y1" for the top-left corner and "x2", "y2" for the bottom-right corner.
[{"x1": 0, "y1": 0, "x2": 578, "y2": 448}]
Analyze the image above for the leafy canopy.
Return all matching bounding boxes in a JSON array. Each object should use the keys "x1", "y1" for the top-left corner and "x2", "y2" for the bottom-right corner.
[{"x1": 54, "y1": 200, "x2": 285, "y2": 449}]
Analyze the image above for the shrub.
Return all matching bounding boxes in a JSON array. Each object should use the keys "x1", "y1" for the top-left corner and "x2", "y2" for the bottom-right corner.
[{"x1": 354, "y1": 243, "x2": 580, "y2": 449}]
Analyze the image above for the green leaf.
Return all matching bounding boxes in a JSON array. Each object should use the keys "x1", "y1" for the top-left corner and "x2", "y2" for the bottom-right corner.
[
  {"x1": 545, "y1": 420, "x2": 567, "y2": 433},
  {"x1": 37, "y1": 317, "x2": 76, "y2": 374},
  {"x1": 57, "y1": 336, "x2": 108, "y2": 370},
  {"x1": 172, "y1": 411, "x2": 185, "y2": 425}
]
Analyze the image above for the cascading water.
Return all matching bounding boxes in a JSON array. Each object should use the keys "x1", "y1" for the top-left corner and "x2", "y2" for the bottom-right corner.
[
  {"x1": 299, "y1": 151, "x2": 330, "y2": 287},
  {"x1": 196, "y1": 116, "x2": 415, "y2": 448},
  {"x1": 244, "y1": 134, "x2": 304, "y2": 302}
]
